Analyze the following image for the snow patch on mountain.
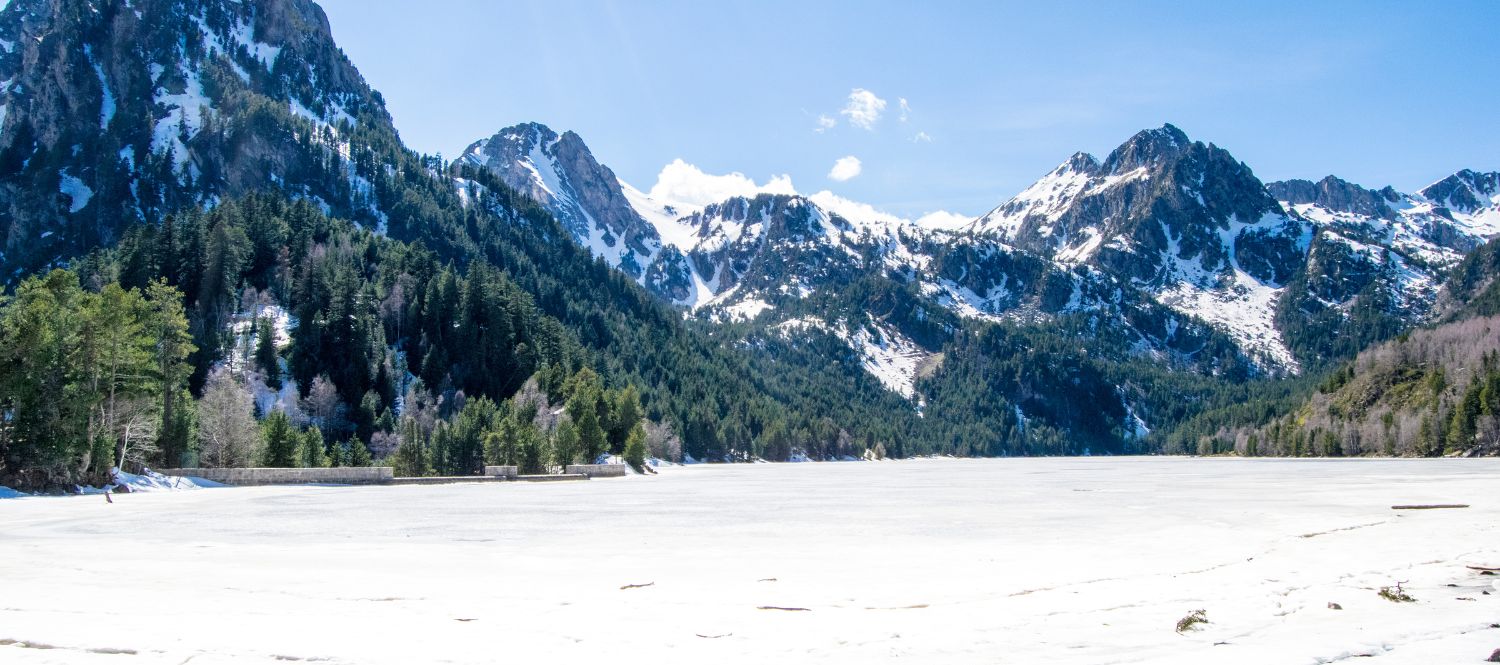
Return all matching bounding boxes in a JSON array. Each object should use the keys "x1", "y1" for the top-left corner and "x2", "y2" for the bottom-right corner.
[
  {"x1": 84, "y1": 46, "x2": 114, "y2": 129},
  {"x1": 151, "y1": 63, "x2": 212, "y2": 175},
  {"x1": 621, "y1": 181, "x2": 698, "y2": 248},
  {"x1": 847, "y1": 323, "x2": 929, "y2": 399},
  {"x1": 229, "y1": 18, "x2": 282, "y2": 69},
  {"x1": 921, "y1": 278, "x2": 1009, "y2": 324},
  {"x1": 968, "y1": 152, "x2": 1097, "y2": 240},
  {"x1": 721, "y1": 298, "x2": 772, "y2": 322},
  {"x1": 773, "y1": 317, "x2": 930, "y2": 399},
  {"x1": 1154, "y1": 215, "x2": 1302, "y2": 372},
  {"x1": 59, "y1": 171, "x2": 93, "y2": 213}
]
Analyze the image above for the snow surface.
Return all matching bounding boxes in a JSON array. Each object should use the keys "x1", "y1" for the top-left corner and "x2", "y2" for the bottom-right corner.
[
  {"x1": 773, "y1": 318, "x2": 930, "y2": 398},
  {"x1": 721, "y1": 297, "x2": 772, "y2": 322},
  {"x1": 229, "y1": 19, "x2": 282, "y2": 70},
  {"x1": 58, "y1": 171, "x2": 93, "y2": 213},
  {"x1": 109, "y1": 468, "x2": 223, "y2": 493},
  {"x1": 1153, "y1": 215, "x2": 1304, "y2": 372},
  {"x1": 845, "y1": 323, "x2": 928, "y2": 399},
  {"x1": 84, "y1": 46, "x2": 114, "y2": 129},
  {"x1": 2, "y1": 458, "x2": 1498, "y2": 664},
  {"x1": 968, "y1": 154, "x2": 1096, "y2": 239},
  {"x1": 151, "y1": 64, "x2": 212, "y2": 174}
]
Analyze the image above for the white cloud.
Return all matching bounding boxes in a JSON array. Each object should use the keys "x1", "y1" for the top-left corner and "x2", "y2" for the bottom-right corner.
[
  {"x1": 808, "y1": 191, "x2": 904, "y2": 228},
  {"x1": 915, "y1": 210, "x2": 973, "y2": 230},
  {"x1": 647, "y1": 159, "x2": 796, "y2": 209},
  {"x1": 828, "y1": 156, "x2": 863, "y2": 182},
  {"x1": 898, "y1": 98, "x2": 911, "y2": 122},
  {"x1": 911, "y1": 131, "x2": 933, "y2": 143},
  {"x1": 815, "y1": 114, "x2": 837, "y2": 133},
  {"x1": 840, "y1": 89, "x2": 887, "y2": 131}
]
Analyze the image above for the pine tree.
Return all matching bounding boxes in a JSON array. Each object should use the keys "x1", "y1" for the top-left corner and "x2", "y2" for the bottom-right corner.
[
  {"x1": 392, "y1": 418, "x2": 430, "y2": 477},
  {"x1": 607, "y1": 385, "x2": 642, "y2": 453},
  {"x1": 552, "y1": 419, "x2": 580, "y2": 470},
  {"x1": 623, "y1": 422, "x2": 647, "y2": 472},
  {"x1": 567, "y1": 371, "x2": 607, "y2": 463},
  {"x1": 346, "y1": 439, "x2": 372, "y2": 467},
  {"x1": 145, "y1": 279, "x2": 195, "y2": 467},
  {"x1": 255, "y1": 316, "x2": 281, "y2": 390},
  {"x1": 300, "y1": 427, "x2": 327, "y2": 468},
  {"x1": 260, "y1": 411, "x2": 299, "y2": 468}
]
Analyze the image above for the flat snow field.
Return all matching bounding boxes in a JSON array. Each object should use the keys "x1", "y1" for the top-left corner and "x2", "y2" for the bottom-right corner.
[{"x1": 3, "y1": 458, "x2": 1499, "y2": 664}]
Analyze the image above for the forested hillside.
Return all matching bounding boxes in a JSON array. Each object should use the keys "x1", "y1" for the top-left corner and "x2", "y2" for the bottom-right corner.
[{"x1": 1167, "y1": 316, "x2": 1500, "y2": 457}]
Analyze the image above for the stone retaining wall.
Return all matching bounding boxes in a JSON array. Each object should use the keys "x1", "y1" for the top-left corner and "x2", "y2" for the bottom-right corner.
[
  {"x1": 564, "y1": 464, "x2": 627, "y2": 478},
  {"x1": 157, "y1": 467, "x2": 394, "y2": 486},
  {"x1": 483, "y1": 465, "x2": 518, "y2": 479}
]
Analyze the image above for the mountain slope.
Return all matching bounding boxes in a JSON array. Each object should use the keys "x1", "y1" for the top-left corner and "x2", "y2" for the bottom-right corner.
[
  {"x1": 459, "y1": 123, "x2": 662, "y2": 278},
  {"x1": 0, "y1": 0, "x2": 394, "y2": 280},
  {"x1": 966, "y1": 124, "x2": 1311, "y2": 369},
  {"x1": 1198, "y1": 315, "x2": 1500, "y2": 457},
  {"x1": 0, "y1": 0, "x2": 998, "y2": 470}
]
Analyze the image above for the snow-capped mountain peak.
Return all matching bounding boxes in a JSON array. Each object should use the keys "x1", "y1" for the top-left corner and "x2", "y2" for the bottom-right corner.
[
  {"x1": 459, "y1": 122, "x2": 662, "y2": 276},
  {"x1": 461, "y1": 123, "x2": 958, "y2": 314},
  {"x1": 1101, "y1": 123, "x2": 1191, "y2": 172},
  {"x1": 1420, "y1": 169, "x2": 1500, "y2": 215}
]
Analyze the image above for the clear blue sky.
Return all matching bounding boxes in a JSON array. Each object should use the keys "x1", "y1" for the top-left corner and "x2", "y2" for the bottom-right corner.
[{"x1": 318, "y1": 0, "x2": 1500, "y2": 218}]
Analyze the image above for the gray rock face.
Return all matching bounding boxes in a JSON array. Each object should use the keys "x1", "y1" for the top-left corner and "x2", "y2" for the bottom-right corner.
[
  {"x1": 642, "y1": 246, "x2": 695, "y2": 304},
  {"x1": 973, "y1": 123, "x2": 1301, "y2": 290},
  {"x1": 1267, "y1": 176, "x2": 1398, "y2": 219},
  {"x1": 680, "y1": 194, "x2": 870, "y2": 306},
  {"x1": 1419, "y1": 169, "x2": 1500, "y2": 214},
  {"x1": 0, "y1": 0, "x2": 391, "y2": 280},
  {"x1": 459, "y1": 123, "x2": 661, "y2": 274}
]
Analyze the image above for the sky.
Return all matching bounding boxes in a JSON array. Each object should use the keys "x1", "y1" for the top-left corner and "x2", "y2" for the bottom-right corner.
[{"x1": 318, "y1": 0, "x2": 1500, "y2": 219}]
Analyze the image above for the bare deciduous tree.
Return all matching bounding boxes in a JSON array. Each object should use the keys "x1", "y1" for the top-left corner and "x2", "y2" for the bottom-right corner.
[
  {"x1": 198, "y1": 366, "x2": 259, "y2": 467},
  {"x1": 644, "y1": 420, "x2": 683, "y2": 463}
]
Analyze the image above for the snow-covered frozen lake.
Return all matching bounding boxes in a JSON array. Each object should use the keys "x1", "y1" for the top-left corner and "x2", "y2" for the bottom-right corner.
[{"x1": 3, "y1": 458, "x2": 1499, "y2": 664}]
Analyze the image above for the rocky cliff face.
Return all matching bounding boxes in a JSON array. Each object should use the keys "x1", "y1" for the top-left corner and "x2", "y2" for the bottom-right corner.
[
  {"x1": 0, "y1": 0, "x2": 392, "y2": 281},
  {"x1": 459, "y1": 123, "x2": 661, "y2": 277},
  {"x1": 1420, "y1": 169, "x2": 1500, "y2": 216},
  {"x1": 1266, "y1": 169, "x2": 1500, "y2": 352},
  {"x1": 1268, "y1": 176, "x2": 1400, "y2": 220},
  {"x1": 961, "y1": 124, "x2": 1312, "y2": 369},
  {"x1": 970, "y1": 124, "x2": 1302, "y2": 285}
]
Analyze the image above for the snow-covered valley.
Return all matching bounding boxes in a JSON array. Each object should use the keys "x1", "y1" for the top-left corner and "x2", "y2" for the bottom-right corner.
[{"x1": 4, "y1": 458, "x2": 1499, "y2": 664}]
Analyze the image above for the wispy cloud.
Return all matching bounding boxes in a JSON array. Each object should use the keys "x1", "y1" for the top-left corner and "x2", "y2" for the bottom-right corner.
[
  {"x1": 898, "y1": 98, "x2": 911, "y2": 123},
  {"x1": 841, "y1": 89, "x2": 887, "y2": 131},
  {"x1": 828, "y1": 155, "x2": 863, "y2": 182},
  {"x1": 815, "y1": 114, "x2": 837, "y2": 133},
  {"x1": 911, "y1": 131, "x2": 932, "y2": 143}
]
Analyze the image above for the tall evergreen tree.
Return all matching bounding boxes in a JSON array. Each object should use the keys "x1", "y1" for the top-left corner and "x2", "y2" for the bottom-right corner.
[
  {"x1": 300, "y1": 427, "x2": 327, "y2": 468},
  {"x1": 260, "y1": 411, "x2": 299, "y2": 468},
  {"x1": 255, "y1": 316, "x2": 281, "y2": 390}
]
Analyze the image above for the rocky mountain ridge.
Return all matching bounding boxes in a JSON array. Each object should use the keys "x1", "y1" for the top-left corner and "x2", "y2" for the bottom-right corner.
[{"x1": 463, "y1": 120, "x2": 1499, "y2": 397}]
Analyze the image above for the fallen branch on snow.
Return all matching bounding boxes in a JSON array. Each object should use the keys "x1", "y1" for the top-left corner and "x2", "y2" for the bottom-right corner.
[{"x1": 1390, "y1": 504, "x2": 1469, "y2": 510}]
